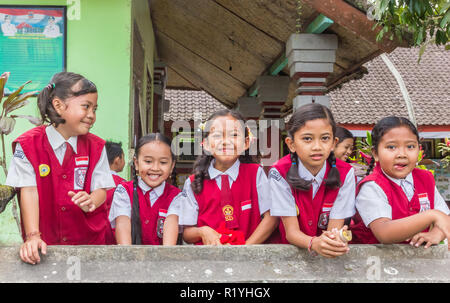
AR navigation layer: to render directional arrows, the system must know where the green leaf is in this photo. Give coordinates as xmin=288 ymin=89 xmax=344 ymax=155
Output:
xmin=445 ymin=44 xmax=450 ymax=50
xmin=440 ymin=9 xmax=450 ymax=28
xmin=418 ymin=43 xmax=427 ymax=63
xmin=4 ymin=90 xmax=38 ymax=115
xmin=2 ymin=81 xmax=31 ymax=110
xmin=0 ymin=77 xmax=5 ymax=101
xmin=439 ymin=2 xmax=450 ymax=14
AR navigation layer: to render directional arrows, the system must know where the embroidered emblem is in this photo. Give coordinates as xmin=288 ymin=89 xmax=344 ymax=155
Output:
xmin=157 ymin=209 xmax=168 ymax=238
xmin=318 ymin=212 xmax=330 ymax=229
xmin=74 ymin=167 xmax=87 ymax=190
xmin=222 ymin=204 xmax=234 ymax=221
xmin=39 ymin=164 xmax=50 ymax=177
xmin=418 ymin=193 xmax=430 ymax=212
xmin=14 ymin=149 xmax=25 ymax=159
xmin=269 ymin=169 xmax=282 ymax=181
xmin=241 ymin=200 xmax=252 ymax=211
xmin=296 ymin=204 xmax=299 ymax=216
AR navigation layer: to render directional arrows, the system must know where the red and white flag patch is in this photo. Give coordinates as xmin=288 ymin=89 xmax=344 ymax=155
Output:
xmin=75 ymin=156 xmax=89 ymax=166
xmin=158 ymin=209 xmax=168 ymax=218
xmin=241 ymin=200 xmax=252 ymax=211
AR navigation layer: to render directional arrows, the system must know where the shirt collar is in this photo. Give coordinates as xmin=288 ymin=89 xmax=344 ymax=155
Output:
xmin=111 ymin=170 xmax=119 ymax=176
xmin=297 ymin=158 xmax=327 ymax=184
xmin=137 ymin=177 xmax=165 ymax=198
xmin=381 ymin=168 xmax=414 ymax=187
xmin=208 ymin=159 xmax=240 ymax=181
xmin=46 ymin=125 xmax=78 ymax=154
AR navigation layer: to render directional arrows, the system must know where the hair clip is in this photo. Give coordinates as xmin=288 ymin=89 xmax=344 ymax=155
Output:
xmin=198 ymin=122 xmax=206 ymax=132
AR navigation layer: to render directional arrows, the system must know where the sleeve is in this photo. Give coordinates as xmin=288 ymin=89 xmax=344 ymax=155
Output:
xmin=90 ymin=146 xmax=116 ymax=191
xmin=167 ymin=192 xmax=184 ymax=217
xmin=268 ymin=167 xmax=297 ymax=217
xmin=329 ymin=167 xmax=356 ymax=219
xmin=175 ymin=178 xmax=199 ymax=226
xmin=433 ymin=186 xmax=450 ymax=215
xmin=5 ymin=143 xmax=37 ymax=187
xmin=256 ymin=167 xmax=271 ymax=215
xmin=355 ymin=181 xmax=393 ymax=227
xmin=108 ymin=184 xmax=131 ymax=228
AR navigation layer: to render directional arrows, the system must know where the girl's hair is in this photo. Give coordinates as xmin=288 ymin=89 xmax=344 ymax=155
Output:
xmin=37 ymin=72 xmax=97 ymax=127
xmin=131 ymin=133 xmax=177 ymax=245
xmin=191 ymin=109 xmax=256 ymax=194
xmin=335 ymin=126 xmax=354 ymax=144
xmin=366 ymin=116 xmax=419 ymax=176
xmin=105 ymin=141 xmax=124 ymax=165
xmin=286 ymin=103 xmax=341 ymax=191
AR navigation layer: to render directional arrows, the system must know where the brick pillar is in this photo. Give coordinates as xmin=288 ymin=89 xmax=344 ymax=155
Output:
xmin=286 ymin=34 xmax=338 ymax=109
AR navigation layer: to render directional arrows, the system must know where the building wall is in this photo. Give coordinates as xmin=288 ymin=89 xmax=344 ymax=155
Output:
xmin=0 ymin=0 xmax=133 ymax=244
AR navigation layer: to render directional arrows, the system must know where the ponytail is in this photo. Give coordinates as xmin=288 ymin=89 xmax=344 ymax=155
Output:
xmin=325 ymin=151 xmax=341 ymax=189
xmin=366 ymin=157 xmax=375 ymax=176
xmin=191 ymin=153 xmax=213 ymax=194
xmin=130 ymin=166 xmax=142 ymax=245
xmin=285 ymin=151 xmax=312 ymax=191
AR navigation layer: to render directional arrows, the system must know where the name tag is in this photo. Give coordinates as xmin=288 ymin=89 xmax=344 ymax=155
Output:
xmin=75 ymin=156 xmax=89 ymax=166
xmin=418 ymin=193 xmax=430 ymax=212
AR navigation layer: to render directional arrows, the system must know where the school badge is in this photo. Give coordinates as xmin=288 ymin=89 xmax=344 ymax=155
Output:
xmin=73 ymin=167 xmax=87 ymax=190
xmin=38 ymin=164 xmax=50 ymax=177
xmin=318 ymin=203 xmax=333 ymax=229
xmin=222 ymin=205 xmax=234 ymax=221
xmin=418 ymin=193 xmax=431 ymax=212
xmin=157 ymin=209 xmax=168 ymax=238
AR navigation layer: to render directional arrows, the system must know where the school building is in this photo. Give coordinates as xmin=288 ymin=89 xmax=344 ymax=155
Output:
xmin=0 ymin=0 xmax=448 ymax=247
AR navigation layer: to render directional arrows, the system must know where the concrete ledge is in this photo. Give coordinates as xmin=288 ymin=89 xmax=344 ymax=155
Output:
xmin=1 ymin=244 xmax=449 ymax=283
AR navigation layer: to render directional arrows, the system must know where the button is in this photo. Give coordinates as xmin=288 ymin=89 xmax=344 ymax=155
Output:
xmin=145 ymin=220 xmax=149 ymax=224
xmin=62 ymin=175 xmax=67 ymax=179
xmin=62 ymin=237 xmax=67 ymax=242
xmin=61 ymin=207 xmax=66 ymax=211
xmin=308 ymin=220 xmax=313 ymax=226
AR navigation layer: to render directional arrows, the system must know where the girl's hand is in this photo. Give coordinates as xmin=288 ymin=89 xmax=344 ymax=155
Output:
xmin=68 ymin=191 xmax=96 ymax=212
xmin=311 ymin=232 xmax=349 ymax=258
xmin=199 ymin=226 xmax=222 ymax=245
xmin=431 ymin=210 xmax=450 ymax=241
xmin=408 ymin=230 xmax=443 ymax=249
xmin=19 ymin=235 xmax=47 ymax=265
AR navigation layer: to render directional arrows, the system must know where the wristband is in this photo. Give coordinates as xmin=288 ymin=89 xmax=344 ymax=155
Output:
xmin=25 ymin=231 xmax=41 ymax=240
xmin=308 ymin=236 xmax=318 ymax=256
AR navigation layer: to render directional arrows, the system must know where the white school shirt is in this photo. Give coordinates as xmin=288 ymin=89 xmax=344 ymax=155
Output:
xmin=167 ymin=159 xmax=271 ymax=226
xmin=108 ymin=178 xmax=166 ymax=228
xmin=355 ymin=169 xmax=450 ymax=227
xmin=269 ymin=159 xmax=356 ymax=219
xmin=5 ymin=125 xmax=115 ymax=191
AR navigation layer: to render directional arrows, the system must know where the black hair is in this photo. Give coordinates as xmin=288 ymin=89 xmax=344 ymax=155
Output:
xmin=335 ymin=126 xmax=354 ymax=144
xmin=37 ymin=71 xmax=97 ymax=127
xmin=105 ymin=141 xmax=124 ymax=165
xmin=131 ymin=133 xmax=177 ymax=244
xmin=366 ymin=116 xmax=420 ymax=176
xmin=286 ymin=103 xmax=341 ymax=191
xmin=191 ymin=109 xmax=257 ymax=194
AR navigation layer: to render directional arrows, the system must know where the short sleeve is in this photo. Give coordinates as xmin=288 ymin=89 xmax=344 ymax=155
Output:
xmin=268 ymin=167 xmax=297 ymax=217
xmin=434 ymin=186 xmax=450 ymax=215
xmin=176 ymin=178 xmax=199 ymax=226
xmin=355 ymin=181 xmax=392 ymax=227
xmin=90 ymin=146 xmax=116 ymax=191
xmin=5 ymin=143 xmax=37 ymax=187
xmin=329 ymin=167 xmax=356 ymax=219
xmin=256 ymin=167 xmax=271 ymax=215
xmin=108 ymin=184 xmax=131 ymax=228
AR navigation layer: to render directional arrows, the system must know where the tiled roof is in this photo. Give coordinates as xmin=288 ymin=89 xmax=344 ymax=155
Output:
xmin=329 ymin=45 xmax=450 ymax=125
xmin=163 ymin=89 xmax=227 ymax=122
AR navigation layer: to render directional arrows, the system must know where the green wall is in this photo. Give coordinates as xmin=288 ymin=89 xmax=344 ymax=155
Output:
xmin=0 ymin=0 xmax=133 ymax=244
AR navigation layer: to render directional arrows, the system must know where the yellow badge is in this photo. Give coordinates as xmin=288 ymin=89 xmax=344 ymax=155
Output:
xmin=296 ymin=204 xmax=299 ymax=216
xmin=222 ymin=204 xmax=234 ymax=222
xmin=39 ymin=164 xmax=50 ymax=177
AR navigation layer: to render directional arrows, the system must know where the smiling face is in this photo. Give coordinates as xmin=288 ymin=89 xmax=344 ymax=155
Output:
xmin=53 ymin=92 xmax=98 ymax=139
xmin=134 ymin=140 xmax=175 ymax=188
xmin=372 ymin=126 xmax=419 ymax=179
xmin=203 ymin=115 xmax=249 ymax=172
xmin=334 ymin=138 xmax=354 ymax=161
xmin=286 ymin=118 xmax=338 ymax=176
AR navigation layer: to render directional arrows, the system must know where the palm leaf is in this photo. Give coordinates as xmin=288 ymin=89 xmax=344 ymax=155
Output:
xmin=2 ymin=81 xmax=31 ymax=111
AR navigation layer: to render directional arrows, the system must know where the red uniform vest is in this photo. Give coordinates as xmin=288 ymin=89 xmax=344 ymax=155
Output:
xmin=121 ymin=180 xmax=180 ymax=245
xmin=105 ymin=174 xmax=126 ymax=245
xmin=350 ymin=165 xmax=435 ymax=244
xmin=13 ymin=125 xmax=107 ymax=245
xmin=189 ymin=163 xmax=262 ymax=244
xmin=272 ymin=155 xmax=352 ymax=243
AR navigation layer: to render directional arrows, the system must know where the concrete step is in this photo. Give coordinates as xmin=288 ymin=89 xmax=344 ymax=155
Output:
xmin=1 ymin=244 xmax=449 ymax=282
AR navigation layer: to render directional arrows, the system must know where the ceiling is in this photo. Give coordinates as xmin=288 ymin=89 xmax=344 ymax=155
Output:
xmin=150 ymin=0 xmax=408 ymax=112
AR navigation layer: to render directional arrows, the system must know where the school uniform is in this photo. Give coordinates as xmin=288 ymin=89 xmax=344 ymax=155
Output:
xmin=168 ymin=159 xmax=272 ymax=244
xmin=109 ymin=178 xmax=180 ymax=245
xmin=6 ymin=125 xmax=115 ymax=245
xmin=104 ymin=171 xmax=126 ymax=245
xmin=269 ymin=155 xmax=356 ymax=243
xmin=351 ymin=164 xmax=450 ymax=244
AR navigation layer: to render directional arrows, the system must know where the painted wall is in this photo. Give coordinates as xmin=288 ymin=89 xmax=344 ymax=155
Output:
xmin=0 ymin=0 xmax=133 ymax=244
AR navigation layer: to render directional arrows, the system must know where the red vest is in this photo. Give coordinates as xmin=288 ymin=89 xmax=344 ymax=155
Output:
xmin=105 ymin=174 xmax=126 ymax=245
xmin=189 ymin=163 xmax=262 ymax=244
xmin=272 ymin=155 xmax=352 ymax=243
xmin=121 ymin=180 xmax=180 ymax=245
xmin=13 ymin=125 xmax=107 ymax=245
xmin=350 ymin=165 xmax=435 ymax=244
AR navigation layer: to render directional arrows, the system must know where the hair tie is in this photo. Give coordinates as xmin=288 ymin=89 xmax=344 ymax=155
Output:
xmin=46 ymin=83 xmax=55 ymax=90
xmin=332 ymin=164 xmax=336 ymax=168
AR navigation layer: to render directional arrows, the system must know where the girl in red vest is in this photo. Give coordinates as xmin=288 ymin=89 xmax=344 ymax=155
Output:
xmin=104 ymin=140 xmax=126 ymax=244
xmin=351 ymin=116 xmax=450 ymax=246
xmin=169 ymin=109 xmax=278 ymax=245
xmin=109 ymin=133 xmax=180 ymax=245
xmin=269 ymin=103 xmax=355 ymax=258
xmin=6 ymin=72 xmax=116 ymax=264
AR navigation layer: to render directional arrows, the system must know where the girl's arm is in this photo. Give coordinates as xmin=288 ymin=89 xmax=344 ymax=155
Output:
xmin=369 ymin=209 xmax=450 ymax=244
xmin=245 ymin=211 xmax=279 ymax=244
xmin=163 ymin=214 xmax=179 ymax=245
xmin=282 ymin=216 xmax=348 ymax=258
xmin=327 ymin=219 xmax=345 ymax=231
xmin=19 ymin=186 xmax=47 ymax=264
xmin=183 ymin=225 xmax=222 ymax=245
xmin=114 ymin=215 xmax=132 ymax=245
